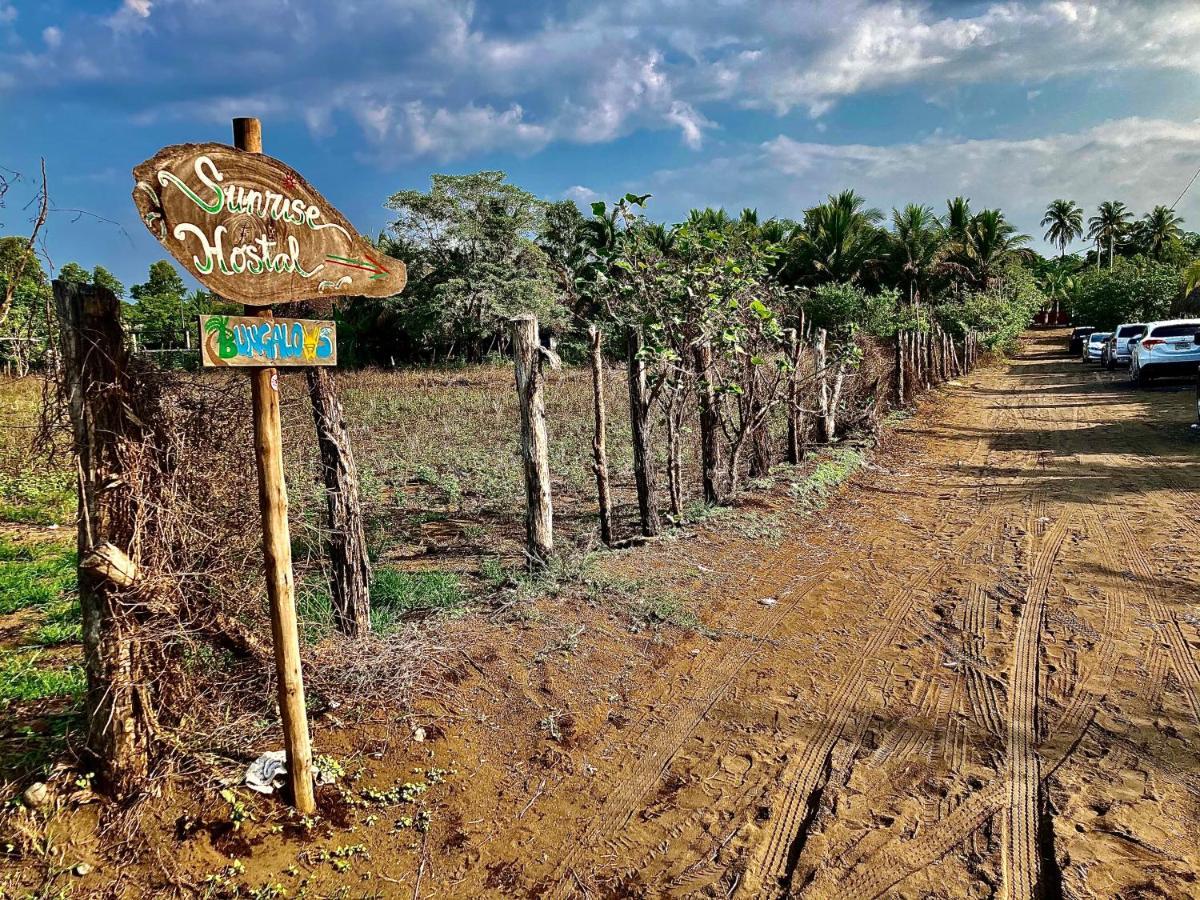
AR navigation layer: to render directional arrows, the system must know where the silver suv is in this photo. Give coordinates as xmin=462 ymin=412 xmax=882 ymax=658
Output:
xmin=1102 ymin=323 xmax=1145 ymax=369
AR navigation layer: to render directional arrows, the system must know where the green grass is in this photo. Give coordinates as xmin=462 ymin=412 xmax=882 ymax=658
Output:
xmin=0 ymin=651 xmax=85 ymax=707
xmin=0 ymin=537 xmax=76 ymax=615
xmin=0 ymin=471 xmax=75 ymax=526
xmin=371 ymin=568 xmax=467 ymax=631
xmin=790 ymin=448 xmax=867 ymax=510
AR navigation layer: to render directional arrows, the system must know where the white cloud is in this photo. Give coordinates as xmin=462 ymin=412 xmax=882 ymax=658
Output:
xmin=646 ymin=118 xmax=1200 ymax=251
xmin=42 ymin=26 xmax=62 ymax=48
xmin=564 ymin=185 xmax=600 ymax=208
xmin=0 ymin=3 xmax=16 ymax=25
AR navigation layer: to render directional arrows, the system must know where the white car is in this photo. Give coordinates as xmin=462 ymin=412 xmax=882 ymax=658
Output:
xmin=1129 ymin=319 xmax=1200 ymax=387
xmin=1083 ymin=331 xmax=1111 ymax=364
xmin=1103 ymin=322 xmax=1145 ymax=369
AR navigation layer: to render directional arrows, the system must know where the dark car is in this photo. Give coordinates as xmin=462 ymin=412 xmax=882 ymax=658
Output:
xmin=1069 ymin=326 xmax=1096 ymax=355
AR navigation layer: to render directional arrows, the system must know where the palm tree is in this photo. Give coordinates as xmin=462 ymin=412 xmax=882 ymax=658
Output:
xmin=1087 ymin=200 xmax=1132 ymax=270
xmin=889 ymin=204 xmax=945 ymax=306
xmin=962 ymin=209 xmax=1031 ymax=286
xmin=1136 ymin=205 xmax=1184 ymax=260
xmin=943 ymin=196 xmax=972 ymax=243
xmin=1041 ymin=199 xmax=1084 ymax=259
xmin=791 ymin=189 xmax=885 ymax=284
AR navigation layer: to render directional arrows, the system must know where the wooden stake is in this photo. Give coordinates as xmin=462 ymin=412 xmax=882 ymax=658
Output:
xmin=587 ymin=325 xmax=613 ymax=547
xmin=235 ymin=117 xmax=315 ymax=815
xmin=512 ymin=314 xmax=554 ymax=567
xmin=895 ymin=331 xmax=904 ymax=407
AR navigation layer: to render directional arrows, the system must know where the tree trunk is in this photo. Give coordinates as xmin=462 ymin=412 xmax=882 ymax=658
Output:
xmin=305 ymin=367 xmax=372 ymax=636
xmin=815 ymin=328 xmax=833 ymax=443
xmin=693 ymin=341 xmax=722 ymax=505
xmin=748 ymin=366 xmax=771 ymax=479
xmin=665 ymin=385 xmax=685 ymax=520
xmin=627 ymin=329 xmax=660 ymax=536
xmin=588 ymin=325 xmax=613 ymax=546
xmin=786 ymin=329 xmax=803 ymax=463
xmin=54 ymin=280 xmax=157 ymax=799
xmin=512 ymin=315 xmax=553 ymax=567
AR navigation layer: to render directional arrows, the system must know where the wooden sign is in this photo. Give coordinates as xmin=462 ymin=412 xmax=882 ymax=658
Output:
xmin=132 ymin=144 xmax=406 ymax=305
xmin=199 ymin=314 xmax=336 ymax=367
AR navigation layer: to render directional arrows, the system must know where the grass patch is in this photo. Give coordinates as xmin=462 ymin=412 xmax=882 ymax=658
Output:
xmin=371 ymin=568 xmax=467 ymax=631
xmin=790 ymin=447 xmax=866 ymax=510
xmin=0 ymin=651 xmax=85 ymax=708
xmin=0 ymin=471 xmax=75 ymax=526
xmin=0 ymin=537 xmax=76 ymax=615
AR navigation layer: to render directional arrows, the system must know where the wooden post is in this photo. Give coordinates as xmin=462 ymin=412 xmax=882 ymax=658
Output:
xmin=512 ymin=315 xmax=553 ymax=566
xmin=694 ymin=340 xmax=722 ymax=504
xmin=785 ymin=329 xmax=803 ymax=463
xmin=305 ymin=367 xmax=372 ymax=636
xmin=587 ymin=324 xmax=613 ymax=547
xmin=235 ymin=117 xmax=315 ymax=815
xmin=627 ymin=328 xmax=661 ymax=536
xmin=815 ymin=328 xmax=833 ymax=443
xmin=895 ymin=331 xmax=905 ymax=407
xmin=54 ymin=280 xmax=156 ymax=799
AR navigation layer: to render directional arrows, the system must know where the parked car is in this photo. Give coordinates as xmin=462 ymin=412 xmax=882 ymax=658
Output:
xmin=1083 ymin=331 xmax=1111 ymax=364
xmin=1069 ymin=326 xmax=1096 ymax=355
xmin=1129 ymin=319 xmax=1200 ymax=387
xmin=1102 ymin=323 xmax=1145 ymax=369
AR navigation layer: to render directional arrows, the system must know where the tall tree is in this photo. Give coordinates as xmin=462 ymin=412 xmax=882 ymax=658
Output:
xmin=1136 ymin=205 xmax=1185 ymax=260
xmin=959 ymin=209 xmax=1031 ymax=287
xmin=791 ymin=189 xmax=885 ymax=285
xmin=1087 ymin=200 xmax=1132 ymax=270
xmin=888 ymin=203 xmax=945 ymax=305
xmin=1040 ymin=199 xmax=1084 ymax=259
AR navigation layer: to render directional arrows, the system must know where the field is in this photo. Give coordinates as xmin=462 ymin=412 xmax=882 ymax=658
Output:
xmin=5 ymin=330 xmax=1200 ymax=899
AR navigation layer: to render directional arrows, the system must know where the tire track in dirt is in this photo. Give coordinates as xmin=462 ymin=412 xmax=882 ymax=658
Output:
xmin=1002 ymin=515 xmax=1069 ymax=900
xmin=747 ymin=518 xmax=991 ymax=898
xmin=1111 ymin=514 xmax=1200 ymax=727
xmin=962 ymin=582 xmax=1005 ymax=738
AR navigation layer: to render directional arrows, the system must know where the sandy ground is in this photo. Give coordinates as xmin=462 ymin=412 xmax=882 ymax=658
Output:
xmin=424 ymin=328 xmax=1200 ymax=899
xmin=10 ymin=328 xmax=1200 ymax=899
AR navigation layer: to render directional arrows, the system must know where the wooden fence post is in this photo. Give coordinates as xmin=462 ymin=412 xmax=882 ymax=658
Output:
xmin=305 ymin=367 xmax=372 ymax=636
xmin=694 ymin=341 xmax=723 ymax=504
xmin=512 ymin=315 xmax=554 ymax=566
xmin=54 ymin=279 xmax=156 ymax=799
xmin=235 ymin=116 xmax=315 ymax=815
xmin=895 ymin=331 xmax=905 ymax=407
xmin=627 ymin=328 xmax=661 ymax=536
xmin=785 ymin=329 xmax=803 ymax=463
xmin=587 ymin=324 xmax=613 ymax=547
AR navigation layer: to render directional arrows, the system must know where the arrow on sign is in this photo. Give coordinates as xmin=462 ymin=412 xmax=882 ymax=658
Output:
xmin=325 ymin=253 xmax=390 ymax=280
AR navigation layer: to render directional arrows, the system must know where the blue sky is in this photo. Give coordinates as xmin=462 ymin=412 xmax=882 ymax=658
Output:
xmin=4 ymin=0 xmax=1200 ymax=291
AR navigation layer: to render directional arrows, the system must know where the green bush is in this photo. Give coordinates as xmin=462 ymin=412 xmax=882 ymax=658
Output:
xmin=938 ymin=265 xmax=1046 ymax=352
xmin=1069 ymin=259 xmax=1182 ymax=330
xmin=805 ymin=283 xmax=902 ymax=337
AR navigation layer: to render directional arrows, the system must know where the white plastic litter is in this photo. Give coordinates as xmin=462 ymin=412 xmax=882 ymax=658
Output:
xmin=759 ymin=597 xmax=778 ymax=607
xmin=244 ymin=750 xmax=288 ymax=795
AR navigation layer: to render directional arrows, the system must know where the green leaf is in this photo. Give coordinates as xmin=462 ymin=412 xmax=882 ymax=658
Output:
xmin=590 ymin=201 xmax=606 ymax=217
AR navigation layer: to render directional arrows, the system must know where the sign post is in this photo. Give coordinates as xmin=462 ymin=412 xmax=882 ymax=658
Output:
xmin=132 ymin=118 xmax=405 ymax=813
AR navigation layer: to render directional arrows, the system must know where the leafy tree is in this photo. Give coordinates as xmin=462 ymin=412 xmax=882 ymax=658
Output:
xmin=127 ymin=260 xmax=200 ymax=348
xmin=1040 ymin=199 xmax=1084 ymax=259
xmin=0 ymin=236 xmax=50 ymax=374
xmin=1087 ymin=201 xmax=1133 ymax=269
xmin=789 ymin=190 xmax=885 ymax=285
xmin=887 ymin=204 xmax=945 ymax=305
xmin=1070 ymin=259 xmax=1182 ymax=330
xmin=955 ymin=209 xmax=1032 ymax=287
xmin=1134 ymin=206 xmax=1185 ymax=261
xmin=938 ymin=265 xmax=1046 ymax=352
xmin=57 ymin=262 xmax=126 ymax=299
xmin=804 ymin=282 xmax=901 ymax=337
xmin=374 ymin=171 xmax=565 ymax=361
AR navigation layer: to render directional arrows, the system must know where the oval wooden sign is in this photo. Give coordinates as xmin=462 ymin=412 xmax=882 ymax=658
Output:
xmin=132 ymin=143 xmax=406 ymax=306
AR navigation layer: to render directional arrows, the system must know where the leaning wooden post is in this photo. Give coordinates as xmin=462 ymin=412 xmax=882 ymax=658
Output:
xmin=512 ymin=314 xmax=554 ymax=567
xmin=587 ymin=324 xmax=613 ymax=547
xmin=54 ymin=280 xmax=155 ymax=798
xmin=785 ymin=328 xmax=803 ymax=463
xmin=234 ymin=117 xmax=316 ymax=814
xmin=305 ymin=367 xmax=372 ymax=636
xmin=894 ymin=331 xmax=905 ymax=407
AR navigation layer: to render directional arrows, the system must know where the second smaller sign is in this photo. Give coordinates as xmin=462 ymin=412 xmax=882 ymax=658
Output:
xmin=200 ymin=314 xmax=337 ymax=367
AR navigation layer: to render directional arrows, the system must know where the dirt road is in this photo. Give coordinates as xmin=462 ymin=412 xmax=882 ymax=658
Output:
xmin=427 ymin=328 xmax=1200 ymax=899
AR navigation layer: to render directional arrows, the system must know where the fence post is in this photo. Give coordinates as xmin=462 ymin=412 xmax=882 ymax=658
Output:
xmin=786 ymin=329 xmax=803 ymax=463
xmin=694 ymin=340 xmax=723 ymax=504
xmin=512 ymin=315 xmax=554 ymax=567
xmin=895 ymin=331 xmax=905 ymax=407
xmin=305 ymin=367 xmax=372 ymax=636
xmin=587 ymin=324 xmax=613 ymax=547
xmin=627 ymin=328 xmax=661 ymax=536
xmin=53 ymin=279 xmax=156 ymax=799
